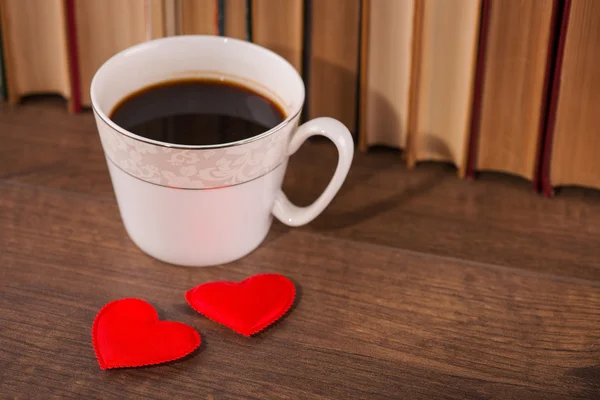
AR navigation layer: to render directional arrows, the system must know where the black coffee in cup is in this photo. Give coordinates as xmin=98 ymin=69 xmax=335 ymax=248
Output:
xmin=109 ymin=78 xmax=286 ymax=146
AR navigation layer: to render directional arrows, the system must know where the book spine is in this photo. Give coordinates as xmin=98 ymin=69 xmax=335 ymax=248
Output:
xmin=458 ymin=0 xmax=484 ymax=179
xmin=353 ymin=0 xmax=364 ymax=144
xmin=246 ymin=0 xmax=252 ymax=41
xmin=540 ymin=0 xmax=572 ymax=197
xmin=0 ymin=0 xmax=16 ymax=104
xmin=465 ymin=0 xmax=491 ymax=180
xmin=145 ymin=0 xmax=151 ymax=40
xmin=0 ymin=8 xmax=6 ymax=101
xmin=532 ymin=0 xmax=563 ymax=194
xmin=406 ymin=0 xmax=425 ymax=168
xmin=218 ymin=0 xmax=225 ymax=35
xmin=357 ymin=0 xmax=370 ymax=152
xmin=65 ymin=0 xmax=82 ymax=113
xmin=300 ymin=0 xmax=312 ymax=123
xmin=164 ymin=0 xmax=178 ymax=36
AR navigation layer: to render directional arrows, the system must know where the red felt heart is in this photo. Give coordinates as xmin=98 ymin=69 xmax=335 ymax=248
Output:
xmin=92 ymin=298 xmax=200 ymax=370
xmin=185 ymin=273 xmax=295 ymax=336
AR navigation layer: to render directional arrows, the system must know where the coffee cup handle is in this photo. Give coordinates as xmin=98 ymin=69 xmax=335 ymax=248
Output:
xmin=272 ymin=117 xmax=354 ymax=227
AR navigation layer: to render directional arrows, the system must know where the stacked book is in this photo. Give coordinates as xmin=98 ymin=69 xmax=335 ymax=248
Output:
xmin=0 ymin=0 xmax=598 ymax=196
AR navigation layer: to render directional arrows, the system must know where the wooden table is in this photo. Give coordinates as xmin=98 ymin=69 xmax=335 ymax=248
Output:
xmin=2 ymin=98 xmax=600 ymax=399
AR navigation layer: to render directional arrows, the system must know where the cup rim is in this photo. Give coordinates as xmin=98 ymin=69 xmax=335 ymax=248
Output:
xmin=90 ymin=35 xmax=305 ymax=150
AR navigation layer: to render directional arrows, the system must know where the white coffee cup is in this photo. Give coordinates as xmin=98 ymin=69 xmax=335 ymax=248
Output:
xmin=91 ymin=35 xmax=354 ymax=267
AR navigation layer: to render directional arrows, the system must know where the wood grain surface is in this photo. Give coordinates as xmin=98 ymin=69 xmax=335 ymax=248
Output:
xmin=1 ymin=98 xmax=600 ymax=399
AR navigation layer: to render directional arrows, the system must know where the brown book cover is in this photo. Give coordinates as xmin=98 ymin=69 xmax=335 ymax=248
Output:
xmin=466 ymin=0 xmax=559 ymax=187
xmin=0 ymin=0 xmax=74 ymax=110
xmin=74 ymin=0 xmax=147 ymax=107
xmin=224 ymin=0 xmax=247 ymax=40
xmin=146 ymin=0 xmax=167 ymax=39
xmin=251 ymin=0 xmax=303 ymax=73
xmin=163 ymin=0 xmax=178 ymax=36
xmin=358 ymin=0 xmax=415 ymax=152
xmin=406 ymin=0 xmax=481 ymax=177
xmin=541 ymin=0 xmax=600 ymax=194
xmin=307 ymin=0 xmax=360 ymax=134
xmin=180 ymin=0 xmax=218 ymax=35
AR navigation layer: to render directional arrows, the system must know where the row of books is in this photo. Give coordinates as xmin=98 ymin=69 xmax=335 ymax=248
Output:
xmin=0 ymin=0 xmax=598 ymax=196
xmin=359 ymin=0 xmax=599 ymax=197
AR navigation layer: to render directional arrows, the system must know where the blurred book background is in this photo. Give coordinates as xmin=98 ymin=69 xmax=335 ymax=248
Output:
xmin=0 ymin=0 xmax=598 ymax=196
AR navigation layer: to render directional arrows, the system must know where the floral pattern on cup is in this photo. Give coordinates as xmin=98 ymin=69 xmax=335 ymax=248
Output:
xmin=95 ymin=111 xmax=296 ymax=189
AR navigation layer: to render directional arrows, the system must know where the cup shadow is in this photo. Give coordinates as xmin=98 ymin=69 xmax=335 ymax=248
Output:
xmin=281 ymin=72 xmax=454 ymax=231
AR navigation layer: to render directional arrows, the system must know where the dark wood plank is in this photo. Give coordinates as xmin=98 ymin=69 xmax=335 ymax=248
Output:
xmin=285 ymin=146 xmax=600 ymax=282
xmin=1 ymin=183 xmax=600 ymax=399
xmin=2 ymin=99 xmax=600 ymax=281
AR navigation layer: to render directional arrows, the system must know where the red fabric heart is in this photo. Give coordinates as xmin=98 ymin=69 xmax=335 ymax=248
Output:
xmin=185 ymin=273 xmax=295 ymax=336
xmin=92 ymin=298 xmax=200 ymax=370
